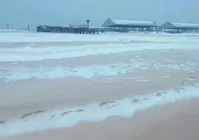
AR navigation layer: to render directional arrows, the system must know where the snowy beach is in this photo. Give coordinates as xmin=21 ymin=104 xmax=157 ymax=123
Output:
xmin=0 ymin=32 xmax=199 ymax=139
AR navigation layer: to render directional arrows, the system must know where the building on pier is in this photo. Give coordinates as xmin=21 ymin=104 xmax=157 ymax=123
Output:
xmin=102 ymin=18 xmax=157 ymax=32
xmin=160 ymin=22 xmax=199 ymax=33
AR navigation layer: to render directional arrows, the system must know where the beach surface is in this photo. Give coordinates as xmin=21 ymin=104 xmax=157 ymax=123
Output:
xmin=0 ymin=32 xmax=199 ymax=139
xmin=4 ymin=98 xmax=199 ymax=140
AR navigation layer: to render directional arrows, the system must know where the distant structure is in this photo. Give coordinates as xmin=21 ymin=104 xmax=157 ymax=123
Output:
xmin=160 ymin=22 xmax=199 ymax=33
xmin=36 ymin=18 xmax=199 ymax=34
xmin=27 ymin=25 xmax=30 ymax=31
xmin=102 ymin=18 xmax=157 ymax=32
xmin=37 ymin=20 xmax=101 ymax=34
xmin=86 ymin=20 xmax=90 ymax=28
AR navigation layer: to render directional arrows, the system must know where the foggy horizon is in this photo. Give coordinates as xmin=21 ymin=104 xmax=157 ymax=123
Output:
xmin=0 ymin=0 xmax=199 ymax=30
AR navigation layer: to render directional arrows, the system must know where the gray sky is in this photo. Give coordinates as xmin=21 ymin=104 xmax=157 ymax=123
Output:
xmin=0 ymin=0 xmax=199 ymax=30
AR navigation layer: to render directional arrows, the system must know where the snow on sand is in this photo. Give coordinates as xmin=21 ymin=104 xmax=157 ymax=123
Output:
xmin=1 ymin=32 xmax=199 ymax=139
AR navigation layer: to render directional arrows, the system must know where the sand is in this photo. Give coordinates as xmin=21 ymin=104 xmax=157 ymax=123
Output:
xmin=0 ymin=69 xmax=199 ymax=121
xmin=1 ymin=32 xmax=199 ymax=139
xmin=2 ymin=98 xmax=199 ymax=140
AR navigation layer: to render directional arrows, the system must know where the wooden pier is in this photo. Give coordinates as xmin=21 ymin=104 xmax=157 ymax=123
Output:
xmin=37 ymin=25 xmax=101 ymax=34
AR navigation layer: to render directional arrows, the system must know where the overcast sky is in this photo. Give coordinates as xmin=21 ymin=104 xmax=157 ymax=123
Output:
xmin=0 ymin=0 xmax=199 ymax=29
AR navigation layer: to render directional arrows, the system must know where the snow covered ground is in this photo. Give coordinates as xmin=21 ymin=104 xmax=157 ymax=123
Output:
xmin=0 ymin=32 xmax=199 ymax=62
xmin=0 ymin=32 xmax=199 ymax=138
xmin=0 ymin=31 xmax=199 ymax=43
